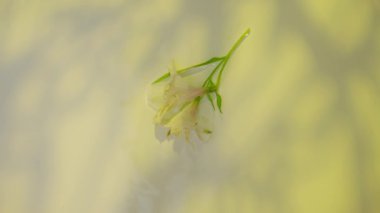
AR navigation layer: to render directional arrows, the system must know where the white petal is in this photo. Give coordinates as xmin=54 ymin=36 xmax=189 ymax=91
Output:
xmin=146 ymin=78 xmax=172 ymax=110
xmin=154 ymin=124 xmax=169 ymax=143
xmin=180 ymin=62 xmax=219 ymax=88
xmin=195 ymin=97 xmax=215 ymax=142
xmin=163 ymin=102 xmax=193 ymax=135
xmin=172 ymin=135 xmax=196 ymax=155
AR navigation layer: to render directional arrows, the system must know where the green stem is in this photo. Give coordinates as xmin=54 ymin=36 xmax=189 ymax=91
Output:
xmin=202 ymin=60 xmax=224 ymax=87
xmin=226 ymin=28 xmax=251 ymax=58
xmin=215 ymin=59 xmax=228 ymax=90
xmin=214 ymin=28 xmax=251 ymax=90
xmin=154 ymin=28 xmax=251 ymax=88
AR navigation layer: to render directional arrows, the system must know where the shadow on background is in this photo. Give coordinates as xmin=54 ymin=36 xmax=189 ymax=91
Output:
xmin=0 ymin=0 xmax=379 ymax=212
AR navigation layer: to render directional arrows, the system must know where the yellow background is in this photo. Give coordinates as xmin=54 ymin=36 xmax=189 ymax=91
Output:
xmin=1 ymin=0 xmax=379 ymax=212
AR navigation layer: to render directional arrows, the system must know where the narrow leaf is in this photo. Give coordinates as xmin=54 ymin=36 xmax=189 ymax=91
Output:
xmin=152 ymin=72 xmax=170 ymax=84
xmin=152 ymin=57 xmax=224 ymax=84
xmin=203 ymin=129 xmax=212 ymax=134
xmin=206 ymin=93 xmax=215 ymax=110
xmin=216 ymin=93 xmax=222 ymax=113
xmin=179 ymin=57 xmax=225 ymax=73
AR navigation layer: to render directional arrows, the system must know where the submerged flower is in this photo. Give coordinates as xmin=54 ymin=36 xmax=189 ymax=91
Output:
xmin=147 ymin=29 xmax=250 ymax=147
xmin=147 ymin=68 xmax=214 ymax=145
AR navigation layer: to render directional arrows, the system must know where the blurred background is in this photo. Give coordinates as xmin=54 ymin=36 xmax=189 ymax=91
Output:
xmin=1 ymin=0 xmax=379 ymax=212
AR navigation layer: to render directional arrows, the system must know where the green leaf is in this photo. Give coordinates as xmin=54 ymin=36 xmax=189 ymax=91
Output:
xmin=216 ymin=92 xmax=222 ymax=113
xmin=152 ymin=72 xmax=170 ymax=84
xmin=206 ymin=93 xmax=215 ymax=110
xmin=179 ymin=57 xmax=225 ymax=74
xmin=205 ymin=80 xmax=216 ymax=92
xmin=152 ymin=57 xmax=224 ymax=84
xmin=203 ymin=129 xmax=212 ymax=134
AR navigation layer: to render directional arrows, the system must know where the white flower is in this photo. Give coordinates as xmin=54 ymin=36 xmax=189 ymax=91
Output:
xmin=147 ymin=69 xmax=214 ymax=145
xmin=146 ymin=28 xmax=250 ymax=148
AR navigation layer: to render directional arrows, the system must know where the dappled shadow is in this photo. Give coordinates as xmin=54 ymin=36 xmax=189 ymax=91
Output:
xmin=0 ymin=0 xmax=379 ymax=212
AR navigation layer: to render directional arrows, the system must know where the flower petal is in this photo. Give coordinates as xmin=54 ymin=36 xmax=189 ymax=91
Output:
xmin=154 ymin=124 xmax=169 ymax=143
xmin=180 ymin=62 xmax=219 ymax=88
xmin=146 ymin=79 xmax=169 ymax=111
xmin=164 ymin=102 xmax=195 ymax=136
xmin=195 ymin=97 xmax=215 ymax=142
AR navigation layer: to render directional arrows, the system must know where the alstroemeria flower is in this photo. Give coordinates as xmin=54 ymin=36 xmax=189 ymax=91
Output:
xmin=147 ymin=28 xmax=250 ymax=147
xmin=147 ymin=69 xmax=214 ymax=145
